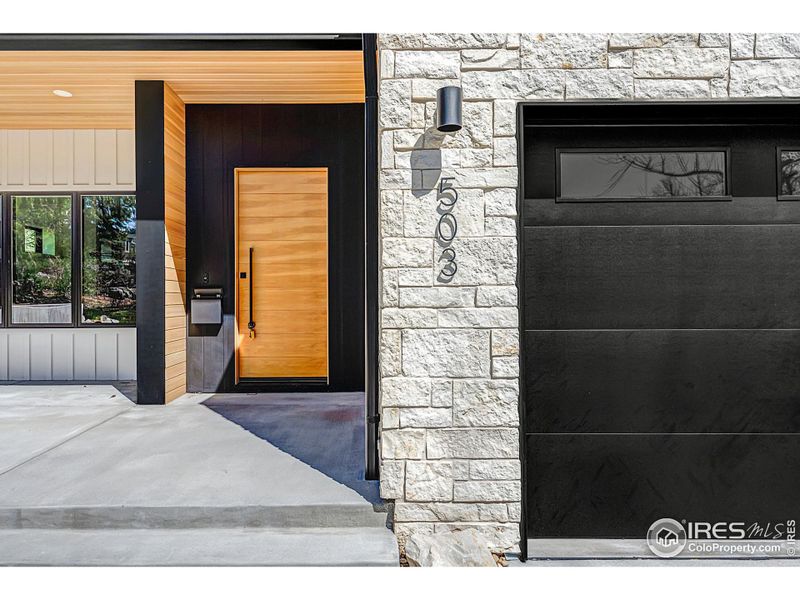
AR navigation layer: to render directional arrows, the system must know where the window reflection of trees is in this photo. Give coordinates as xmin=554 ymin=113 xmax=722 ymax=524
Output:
xmin=781 ymin=151 xmax=800 ymax=196
xmin=597 ymin=152 xmax=725 ymax=197
xmin=13 ymin=196 xmax=72 ymax=306
xmin=82 ymin=195 xmax=136 ymax=324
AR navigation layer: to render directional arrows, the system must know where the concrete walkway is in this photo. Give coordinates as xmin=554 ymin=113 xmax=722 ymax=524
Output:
xmin=0 ymin=385 xmax=397 ymax=566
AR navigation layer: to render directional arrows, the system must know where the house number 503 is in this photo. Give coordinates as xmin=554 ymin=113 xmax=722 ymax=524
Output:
xmin=437 ymin=177 xmax=458 ymax=282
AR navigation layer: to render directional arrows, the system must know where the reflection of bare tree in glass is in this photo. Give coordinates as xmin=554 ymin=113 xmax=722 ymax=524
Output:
xmin=597 ymin=153 xmax=725 ymax=197
xmin=82 ymin=196 xmax=136 ymax=324
xmin=781 ymin=152 xmax=800 ymax=196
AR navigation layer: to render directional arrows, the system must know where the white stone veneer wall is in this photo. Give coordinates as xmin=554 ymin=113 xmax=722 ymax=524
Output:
xmin=376 ymin=33 xmax=800 ymax=551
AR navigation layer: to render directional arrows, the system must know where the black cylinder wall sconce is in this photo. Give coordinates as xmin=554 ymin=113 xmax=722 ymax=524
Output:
xmin=436 ymin=86 xmax=463 ymax=132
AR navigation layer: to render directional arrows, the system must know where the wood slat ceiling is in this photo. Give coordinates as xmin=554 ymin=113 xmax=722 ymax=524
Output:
xmin=0 ymin=50 xmax=365 ymax=128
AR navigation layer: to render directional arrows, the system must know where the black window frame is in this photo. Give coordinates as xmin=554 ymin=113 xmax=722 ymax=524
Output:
xmin=0 ymin=190 xmax=136 ymax=329
xmin=555 ymin=147 xmax=732 ymax=203
xmin=777 ymin=146 xmax=800 ymax=201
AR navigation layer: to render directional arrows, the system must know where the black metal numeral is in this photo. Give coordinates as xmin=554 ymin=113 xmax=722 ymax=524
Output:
xmin=439 ymin=247 xmax=458 ymax=278
xmin=437 ymin=177 xmax=458 ymax=281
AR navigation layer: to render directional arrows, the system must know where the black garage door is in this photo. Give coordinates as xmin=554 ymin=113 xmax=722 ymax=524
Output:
xmin=520 ymin=102 xmax=800 ymax=544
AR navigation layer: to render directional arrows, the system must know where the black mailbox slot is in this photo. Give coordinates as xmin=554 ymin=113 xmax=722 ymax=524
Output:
xmin=191 ymin=287 xmax=223 ymax=325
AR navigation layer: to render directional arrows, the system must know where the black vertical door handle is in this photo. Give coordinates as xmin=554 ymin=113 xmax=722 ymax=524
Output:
xmin=247 ymin=247 xmax=256 ymax=337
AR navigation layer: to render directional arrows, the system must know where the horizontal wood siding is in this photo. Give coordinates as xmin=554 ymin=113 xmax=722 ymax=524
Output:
xmin=0 ymin=129 xmax=135 ymax=191
xmin=164 ymin=84 xmax=186 ymax=402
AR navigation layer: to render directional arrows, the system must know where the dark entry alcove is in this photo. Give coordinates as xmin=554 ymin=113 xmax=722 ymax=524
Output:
xmin=185 ymin=104 xmax=365 ymax=393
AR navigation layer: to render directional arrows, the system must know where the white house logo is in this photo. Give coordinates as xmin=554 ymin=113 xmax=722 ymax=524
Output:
xmin=646 ymin=518 xmax=688 ymax=558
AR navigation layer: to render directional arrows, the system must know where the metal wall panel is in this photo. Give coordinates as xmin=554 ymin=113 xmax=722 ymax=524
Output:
xmin=51 ymin=331 xmax=74 ymax=380
xmin=5 ymin=130 xmax=27 ymax=186
xmin=28 ymin=130 xmax=52 ymax=185
xmin=28 ymin=334 xmax=52 ymax=380
xmin=94 ymin=130 xmax=117 ymax=185
xmin=52 ymin=130 xmax=72 ymax=186
xmin=0 ymin=328 xmax=135 ymax=381
xmin=7 ymin=332 xmax=30 ymax=380
xmin=0 ymin=129 xmax=134 ymax=191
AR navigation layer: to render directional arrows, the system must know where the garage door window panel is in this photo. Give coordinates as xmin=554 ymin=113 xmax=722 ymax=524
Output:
xmin=779 ymin=149 xmax=800 ymax=197
xmin=557 ymin=150 xmax=728 ymax=201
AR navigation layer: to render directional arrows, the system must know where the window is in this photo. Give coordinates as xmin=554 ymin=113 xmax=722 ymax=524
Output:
xmin=558 ymin=150 xmax=727 ymax=200
xmin=0 ymin=192 xmax=135 ymax=328
xmin=780 ymin=150 xmax=800 ymax=197
xmin=81 ymin=195 xmax=136 ymax=324
xmin=11 ymin=195 xmax=73 ymax=324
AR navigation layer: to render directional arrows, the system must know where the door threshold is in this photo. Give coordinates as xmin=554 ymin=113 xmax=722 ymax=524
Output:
xmin=240 ymin=378 xmax=327 ymax=384
xmin=234 ymin=378 xmax=329 ymax=393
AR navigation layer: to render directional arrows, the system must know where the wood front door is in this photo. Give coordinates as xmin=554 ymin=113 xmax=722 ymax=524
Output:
xmin=235 ymin=168 xmax=328 ymax=380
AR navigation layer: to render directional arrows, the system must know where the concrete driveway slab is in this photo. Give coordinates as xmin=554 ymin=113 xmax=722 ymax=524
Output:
xmin=0 ymin=405 xmax=130 ymax=475
xmin=0 ymin=401 xmax=385 ymax=527
xmin=0 ymin=385 xmax=133 ymax=407
xmin=0 ymin=526 xmax=399 ymax=566
xmin=0 ymin=386 xmax=395 ymax=565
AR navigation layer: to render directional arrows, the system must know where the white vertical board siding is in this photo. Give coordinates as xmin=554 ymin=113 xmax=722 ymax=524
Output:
xmin=5 ymin=130 xmax=27 ymax=186
xmin=51 ymin=331 xmax=74 ymax=380
xmin=52 ymin=130 xmax=72 ymax=186
xmin=0 ymin=328 xmax=136 ymax=381
xmin=0 ymin=129 xmax=135 ymax=191
xmin=7 ymin=332 xmax=30 ymax=380
xmin=72 ymin=130 xmax=94 ymax=186
xmin=116 ymin=130 xmax=135 ymax=186
xmin=29 ymin=334 xmax=52 ymax=380
xmin=93 ymin=130 xmax=117 ymax=185
xmin=28 ymin=130 xmax=52 ymax=186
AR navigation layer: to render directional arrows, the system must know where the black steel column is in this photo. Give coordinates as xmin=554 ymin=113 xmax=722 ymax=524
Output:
xmin=363 ymin=33 xmax=380 ymax=480
xmin=135 ymin=80 xmax=167 ymax=405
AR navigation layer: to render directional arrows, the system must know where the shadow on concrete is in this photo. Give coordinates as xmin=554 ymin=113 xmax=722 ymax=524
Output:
xmin=203 ymin=392 xmax=381 ymax=504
